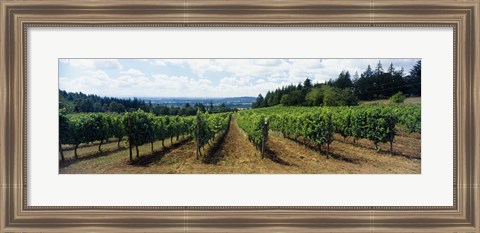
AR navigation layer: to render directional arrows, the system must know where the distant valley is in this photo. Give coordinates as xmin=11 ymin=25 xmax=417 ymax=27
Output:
xmin=137 ymin=96 xmax=256 ymax=108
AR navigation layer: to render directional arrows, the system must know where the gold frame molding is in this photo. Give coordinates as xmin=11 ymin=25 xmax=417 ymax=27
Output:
xmin=1 ymin=0 xmax=479 ymax=232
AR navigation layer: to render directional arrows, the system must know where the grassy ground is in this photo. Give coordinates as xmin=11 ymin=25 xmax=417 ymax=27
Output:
xmin=59 ymin=115 xmax=420 ymax=174
xmin=360 ymin=97 xmax=421 ymax=105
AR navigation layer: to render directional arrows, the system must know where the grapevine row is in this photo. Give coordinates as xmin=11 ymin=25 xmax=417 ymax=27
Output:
xmin=240 ymin=105 xmax=406 ymax=157
xmin=59 ymin=109 xmax=195 ymax=161
xmin=271 ymin=107 xmax=396 ymax=155
xmin=269 ymin=110 xmax=336 ymax=157
xmin=194 ymin=111 xmax=232 ymax=159
xmin=124 ymin=110 xmax=194 ymax=161
xmin=250 ymin=104 xmax=420 ymax=134
xmin=236 ymin=112 xmax=269 ymax=158
xmin=59 ymin=109 xmax=233 ymax=162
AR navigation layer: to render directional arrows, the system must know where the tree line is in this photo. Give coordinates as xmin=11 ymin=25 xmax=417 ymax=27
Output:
xmin=59 ymin=90 xmax=235 ymax=116
xmin=252 ymin=60 xmax=421 ymax=108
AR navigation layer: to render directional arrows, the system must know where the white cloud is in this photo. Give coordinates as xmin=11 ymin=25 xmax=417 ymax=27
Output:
xmin=61 ymin=59 xmax=122 ymax=70
xmin=149 ymin=59 xmax=293 ymax=79
xmin=214 ymin=75 xmax=283 ymax=97
xmin=150 ymin=59 xmax=185 ymax=67
xmin=151 ymin=74 xmax=213 ymax=95
xmin=59 ymin=58 xmax=418 ymax=98
xmin=59 ymin=70 xmax=115 ymax=95
xmin=120 ymin=68 xmax=144 ymax=76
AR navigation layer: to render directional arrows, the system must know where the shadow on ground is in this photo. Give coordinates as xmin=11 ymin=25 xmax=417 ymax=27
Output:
xmin=59 ymin=146 xmax=127 ymax=169
xmin=129 ymin=137 xmax=192 ymax=167
xmin=278 ymin=135 xmax=362 ymax=164
xmin=264 ymin=148 xmax=295 ymax=166
xmin=336 ymin=139 xmax=412 ymax=159
xmin=203 ymin=129 xmax=230 ymax=165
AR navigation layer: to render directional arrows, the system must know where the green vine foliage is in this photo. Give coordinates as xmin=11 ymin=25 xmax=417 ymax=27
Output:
xmin=236 ymin=112 xmax=269 ymax=157
xmin=59 ymin=109 xmax=196 ymax=160
xmin=245 ymin=104 xmax=408 ymax=155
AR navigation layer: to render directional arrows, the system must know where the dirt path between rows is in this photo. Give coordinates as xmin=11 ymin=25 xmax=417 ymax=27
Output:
xmin=152 ymin=115 xmax=296 ymax=173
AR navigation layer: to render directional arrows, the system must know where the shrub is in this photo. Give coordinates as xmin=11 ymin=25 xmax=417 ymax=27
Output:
xmin=389 ymin=91 xmax=406 ymax=104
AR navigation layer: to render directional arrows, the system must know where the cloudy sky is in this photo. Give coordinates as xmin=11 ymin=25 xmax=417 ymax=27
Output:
xmin=59 ymin=58 xmax=418 ymax=98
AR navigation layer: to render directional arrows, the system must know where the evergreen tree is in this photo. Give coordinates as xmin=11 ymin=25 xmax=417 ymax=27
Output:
xmin=303 ymin=78 xmax=313 ymax=89
xmin=364 ymin=64 xmax=374 ymax=78
xmin=374 ymin=61 xmax=384 ymax=75
xmin=252 ymin=94 xmax=264 ymax=108
xmin=334 ymin=71 xmax=353 ymax=89
xmin=406 ymin=60 xmax=421 ymax=96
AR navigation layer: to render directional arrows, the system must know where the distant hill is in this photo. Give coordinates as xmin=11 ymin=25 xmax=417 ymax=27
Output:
xmin=139 ymin=97 xmax=256 ymax=108
xmin=59 ymin=90 xmax=246 ymax=115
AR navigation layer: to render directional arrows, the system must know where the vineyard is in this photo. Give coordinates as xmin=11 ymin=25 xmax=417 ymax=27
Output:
xmin=237 ymin=104 xmax=420 ymax=157
xmin=59 ymin=104 xmax=421 ymax=174
xmin=59 ymin=109 xmax=231 ymax=162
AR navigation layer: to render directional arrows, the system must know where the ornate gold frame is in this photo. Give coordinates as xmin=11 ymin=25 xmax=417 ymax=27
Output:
xmin=1 ymin=0 xmax=479 ymax=232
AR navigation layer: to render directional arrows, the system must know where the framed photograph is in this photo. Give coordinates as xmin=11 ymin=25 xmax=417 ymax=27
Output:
xmin=1 ymin=0 xmax=478 ymax=232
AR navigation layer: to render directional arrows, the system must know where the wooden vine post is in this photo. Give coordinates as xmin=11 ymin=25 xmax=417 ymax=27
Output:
xmin=59 ymin=141 xmax=65 ymax=162
xmin=195 ymin=112 xmax=200 ymax=160
xmin=326 ymin=114 xmax=332 ymax=159
xmin=390 ymin=134 xmax=393 ymax=155
xmin=261 ymin=117 xmax=269 ymax=159
xmin=127 ymin=113 xmax=133 ymax=162
xmin=388 ymin=114 xmax=396 ymax=155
